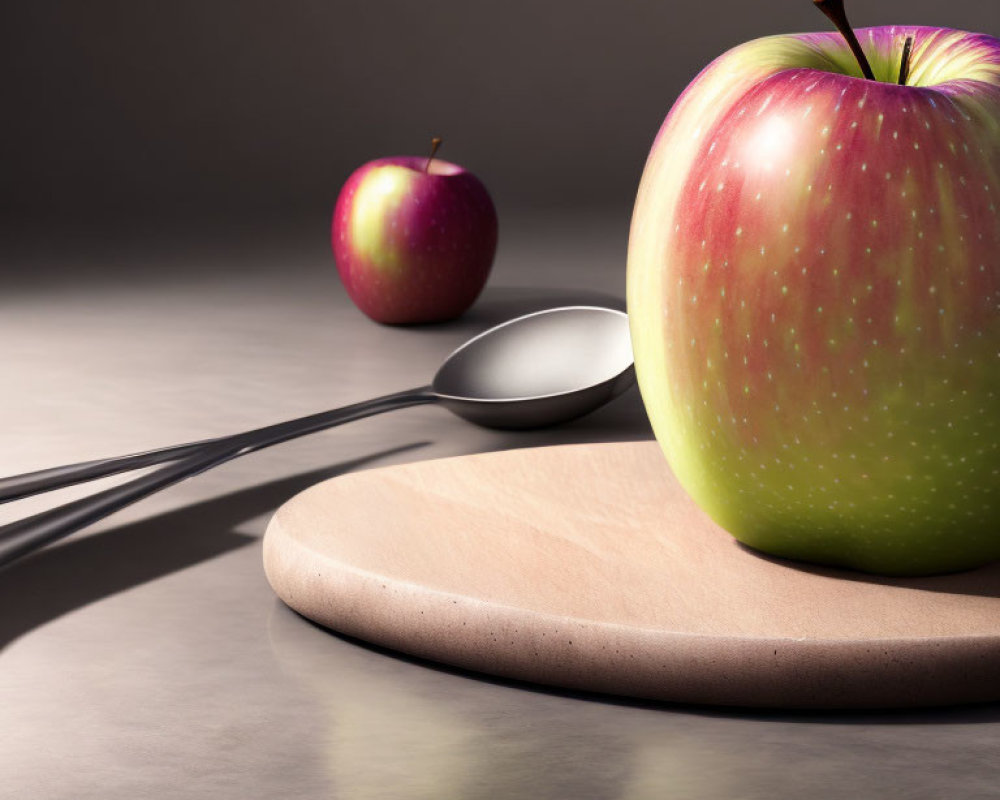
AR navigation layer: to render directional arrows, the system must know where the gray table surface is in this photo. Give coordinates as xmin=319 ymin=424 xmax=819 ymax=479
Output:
xmin=2 ymin=218 xmax=999 ymax=799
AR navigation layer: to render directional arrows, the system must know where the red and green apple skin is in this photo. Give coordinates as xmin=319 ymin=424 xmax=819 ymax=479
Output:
xmin=628 ymin=26 xmax=1000 ymax=575
xmin=332 ymin=156 xmax=498 ymax=324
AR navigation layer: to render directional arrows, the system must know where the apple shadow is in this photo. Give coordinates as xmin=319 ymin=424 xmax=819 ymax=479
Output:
xmin=733 ymin=541 xmax=1000 ymax=599
xmin=381 ymin=285 xmax=626 ymax=339
xmin=460 ymin=286 xmax=627 ymax=329
xmin=366 ymin=286 xmax=626 ymax=336
xmin=0 ymin=443 xmax=428 ymax=650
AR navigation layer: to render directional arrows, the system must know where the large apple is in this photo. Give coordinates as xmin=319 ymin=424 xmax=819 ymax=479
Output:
xmin=627 ymin=12 xmax=1000 ymax=575
xmin=332 ymin=140 xmax=498 ymax=324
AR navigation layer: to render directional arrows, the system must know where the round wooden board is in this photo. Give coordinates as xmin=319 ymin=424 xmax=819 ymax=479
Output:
xmin=263 ymin=442 xmax=1000 ymax=709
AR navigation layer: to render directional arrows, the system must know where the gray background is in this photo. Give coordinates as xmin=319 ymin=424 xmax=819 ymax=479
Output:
xmin=3 ymin=0 xmax=999 ymax=240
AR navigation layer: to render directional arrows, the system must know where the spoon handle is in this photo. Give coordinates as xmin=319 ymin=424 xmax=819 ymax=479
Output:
xmin=0 ymin=439 xmax=221 ymax=504
xmin=0 ymin=385 xmax=437 ymax=504
xmin=0 ymin=386 xmax=437 ymax=571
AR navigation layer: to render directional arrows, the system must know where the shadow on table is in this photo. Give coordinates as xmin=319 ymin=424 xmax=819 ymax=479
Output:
xmin=0 ymin=443 xmax=427 ymax=650
xmin=270 ymin=604 xmax=1000 ymax=730
xmin=265 ymin=600 xmax=1000 ymax=800
xmin=459 ymin=286 xmax=627 ymax=330
xmin=311 ymin=619 xmax=1000 ymax=725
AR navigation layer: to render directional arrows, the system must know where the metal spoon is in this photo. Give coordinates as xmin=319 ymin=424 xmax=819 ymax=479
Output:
xmin=0 ymin=305 xmax=634 ymax=569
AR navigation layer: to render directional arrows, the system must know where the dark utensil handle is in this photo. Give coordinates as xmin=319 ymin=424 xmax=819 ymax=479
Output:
xmin=0 ymin=386 xmax=437 ymax=570
xmin=0 ymin=439 xmax=220 ymax=504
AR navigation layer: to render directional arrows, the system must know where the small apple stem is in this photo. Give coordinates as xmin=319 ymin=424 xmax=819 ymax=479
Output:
xmin=813 ymin=0 xmax=875 ymax=81
xmin=425 ymin=137 xmax=442 ymax=173
xmin=898 ymin=36 xmax=914 ymax=85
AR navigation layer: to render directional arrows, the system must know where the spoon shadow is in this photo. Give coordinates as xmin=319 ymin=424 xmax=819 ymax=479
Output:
xmin=0 ymin=443 xmax=428 ymax=650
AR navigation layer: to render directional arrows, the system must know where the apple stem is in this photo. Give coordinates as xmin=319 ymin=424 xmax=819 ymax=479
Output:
xmin=425 ymin=137 xmax=442 ymax=173
xmin=813 ymin=0 xmax=875 ymax=81
xmin=898 ymin=36 xmax=914 ymax=85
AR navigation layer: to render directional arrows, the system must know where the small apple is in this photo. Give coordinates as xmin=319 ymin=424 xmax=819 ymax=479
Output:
xmin=627 ymin=0 xmax=1000 ymax=575
xmin=332 ymin=139 xmax=498 ymax=324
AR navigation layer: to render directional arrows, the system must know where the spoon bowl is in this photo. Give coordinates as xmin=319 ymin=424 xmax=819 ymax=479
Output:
xmin=433 ymin=306 xmax=634 ymax=428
